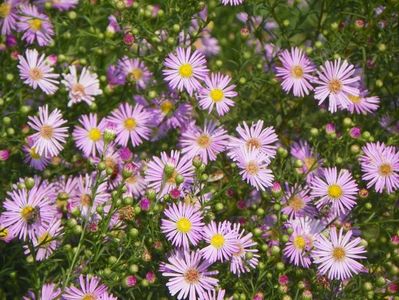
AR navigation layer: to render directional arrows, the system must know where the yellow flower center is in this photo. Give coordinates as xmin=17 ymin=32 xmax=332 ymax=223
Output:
xmin=80 ymin=194 xmax=92 ymax=207
xmin=379 ymin=163 xmax=392 ymax=176
xmin=29 ymin=18 xmax=42 ymax=31
xmin=246 ymin=161 xmax=259 ymax=175
xmin=328 ymin=184 xmax=343 ymax=199
xmin=328 ymin=79 xmax=342 ymax=94
xmin=184 ymin=268 xmax=200 ymax=284
xmin=40 ymin=125 xmax=54 ymax=139
xmin=246 ymin=138 xmax=261 ymax=150
xmin=124 ymin=118 xmax=137 ymax=131
xmin=38 ymin=232 xmax=52 ymax=247
xmin=210 ymin=233 xmax=225 ymax=249
xmin=0 ymin=228 xmax=9 ymax=238
xmin=72 ymin=83 xmax=86 ymax=95
xmin=332 ymin=246 xmax=346 ymax=261
xmin=288 ymin=195 xmax=305 ymax=212
xmin=82 ymin=294 xmax=96 ymax=300
xmin=126 ymin=175 xmax=137 ymax=184
xmin=209 ymin=88 xmax=224 ymax=102
xmin=348 ymin=94 xmax=361 ymax=104
xmin=166 ymin=170 xmax=178 ymax=184
xmin=29 ymin=67 xmax=43 ymax=81
xmin=88 ymin=128 xmax=101 ymax=142
xmin=176 ymin=217 xmax=192 ymax=233
xmin=160 ymin=100 xmax=174 ymax=115
xmin=0 ymin=3 xmax=11 ymax=18
xmin=178 ymin=63 xmax=193 ymax=78
xmin=29 ymin=147 xmax=41 ymax=160
xmin=196 ymin=134 xmax=211 ymax=148
xmin=291 ymin=65 xmax=304 ymax=78
xmin=130 ymin=68 xmax=143 ymax=81
xmin=293 ymin=235 xmax=306 ymax=250
xmin=232 ymin=243 xmax=245 ymax=257
xmin=304 ymin=157 xmax=317 ymax=171
xmin=21 ymin=206 xmax=38 ymax=224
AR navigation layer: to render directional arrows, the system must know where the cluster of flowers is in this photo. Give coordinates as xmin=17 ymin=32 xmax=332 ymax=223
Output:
xmin=276 ymin=47 xmax=380 ymax=113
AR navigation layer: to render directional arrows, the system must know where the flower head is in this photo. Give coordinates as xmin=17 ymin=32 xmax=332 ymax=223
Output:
xmin=64 ymin=275 xmax=108 ymax=300
xmin=117 ymin=57 xmax=152 ymax=89
xmin=73 ymin=114 xmax=106 ymax=157
xmin=0 ymin=0 xmax=19 ymax=35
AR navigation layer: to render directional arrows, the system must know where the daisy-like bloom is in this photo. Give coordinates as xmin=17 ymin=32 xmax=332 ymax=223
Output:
xmin=221 ymin=0 xmax=244 ymax=5
xmin=68 ymin=173 xmax=110 ymax=218
xmin=199 ymin=289 xmax=227 ymax=300
xmin=281 ymin=185 xmax=316 ymax=219
xmin=25 ymin=218 xmax=63 ymax=261
xmin=64 ymin=275 xmax=108 ymax=300
xmin=62 ymin=65 xmax=102 ymax=107
xmin=18 ymin=49 xmax=59 ymax=95
xmin=0 ymin=216 xmax=15 ymax=243
xmin=162 ymin=250 xmax=219 ymax=300
xmin=201 ymin=221 xmax=239 ymax=263
xmin=230 ymin=224 xmax=259 ymax=276
xmin=360 ymin=142 xmax=399 ymax=193
xmin=180 ymin=121 xmax=229 ymax=164
xmin=27 ymin=105 xmax=68 ymax=157
xmin=161 ymin=202 xmax=204 ymax=249
xmin=283 ymin=217 xmax=324 ymax=268
xmin=17 ymin=4 xmax=54 ymax=46
xmin=275 ymin=47 xmax=315 ymax=97
xmin=73 ymin=114 xmax=106 ymax=157
xmin=108 ymin=103 xmax=152 ymax=147
xmin=1 ymin=184 xmax=55 ymax=240
xmin=236 ymin=147 xmax=274 ymax=191
xmin=124 ymin=161 xmax=147 ymax=197
xmin=197 ymin=72 xmax=237 ymax=116
xmin=291 ymin=140 xmax=322 ymax=183
xmin=314 ymin=58 xmax=360 ymax=113
xmin=39 ymin=283 xmax=61 ymax=300
xmin=163 ymin=47 xmax=209 ymax=95
xmin=313 ymin=227 xmax=366 ymax=280
xmin=117 ymin=57 xmax=152 ymax=90
xmin=0 ymin=0 xmax=19 ymax=35
xmin=145 ymin=150 xmax=194 ymax=197
xmin=347 ymin=89 xmax=380 ymax=115
xmin=23 ymin=136 xmax=51 ymax=171
xmin=228 ymin=120 xmax=278 ymax=160
xmin=310 ymin=168 xmax=359 ymax=216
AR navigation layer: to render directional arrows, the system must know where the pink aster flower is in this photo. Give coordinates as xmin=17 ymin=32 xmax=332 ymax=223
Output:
xmin=27 ymin=105 xmax=68 ymax=157
xmin=161 ymin=202 xmax=204 ymax=249
xmin=291 ymin=140 xmax=322 ymax=183
xmin=163 ymin=47 xmax=209 ymax=95
xmin=23 ymin=136 xmax=51 ymax=170
xmin=17 ymin=4 xmax=54 ymax=46
xmin=162 ymin=250 xmax=219 ymax=300
xmin=2 ymin=184 xmax=55 ymax=240
xmin=283 ymin=217 xmax=323 ymax=268
xmin=25 ymin=218 xmax=63 ymax=261
xmin=73 ymin=113 xmax=106 ymax=157
xmin=314 ymin=59 xmax=360 ymax=113
xmin=313 ymin=227 xmax=366 ymax=280
xmin=347 ymin=89 xmax=380 ymax=114
xmin=197 ymin=72 xmax=237 ymax=116
xmin=275 ymin=47 xmax=316 ymax=97
xmin=228 ymin=120 xmax=278 ymax=160
xmin=180 ymin=120 xmax=229 ymax=164
xmin=64 ymin=275 xmax=108 ymax=300
xmin=236 ymin=147 xmax=274 ymax=191
xmin=221 ymin=0 xmax=244 ymax=5
xmin=108 ymin=103 xmax=152 ymax=147
xmin=62 ymin=65 xmax=102 ymax=107
xmin=124 ymin=161 xmax=147 ymax=197
xmin=230 ymin=224 xmax=259 ymax=276
xmin=145 ymin=150 xmax=194 ymax=197
xmin=18 ymin=49 xmax=59 ymax=95
xmin=310 ymin=167 xmax=358 ymax=217
xmin=0 ymin=215 xmax=15 ymax=243
xmin=68 ymin=173 xmax=110 ymax=218
xmin=0 ymin=0 xmax=19 ymax=35
xmin=31 ymin=283 xmax=61 ymax=300
xmin=38 ymin=0 xmax=78 ymax=11
xmin=360 ymin=142 xmax=399 ymax=193
xmin=281 ymin=185 xmax=316 ymax=219
xmin=200 ymin=221 xmax=239 ymax=263
xmin=117 ymin=56 xmax=152 ymax=90
xmin=99 ymin=292 xmax=118 ymax=300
